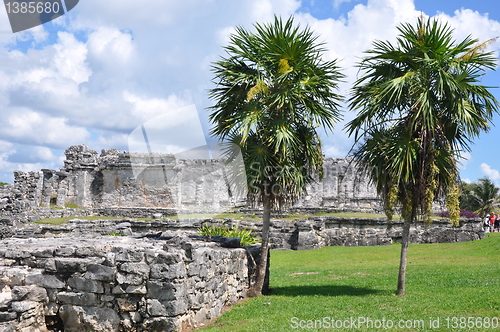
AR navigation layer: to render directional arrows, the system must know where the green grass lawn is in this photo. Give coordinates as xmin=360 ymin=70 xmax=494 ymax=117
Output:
xmin=200 ymin=233 xmax=500 ymax=332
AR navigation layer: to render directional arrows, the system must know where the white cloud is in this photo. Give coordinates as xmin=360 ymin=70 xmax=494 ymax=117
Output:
xmin=0 ymin=0 xmax=499 ymax=180
xmin=458 ymin=151 xmax=473 ymax=170
xmin=480 ymin=163 xmax=500 ymax=181
xmin=4 ymin=110 xmax=90 ymax=148
xmin=462 ymin=178 xmax=472 ymax=184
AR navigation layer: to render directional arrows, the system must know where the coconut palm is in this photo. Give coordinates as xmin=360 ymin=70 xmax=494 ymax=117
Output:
xmin=346 ymin=16 xmax=499 ymax=296
xmin=208 ymin=16 xmax=344 ymax=296
xmin=470 ymin=177 xmax=500 ymax=216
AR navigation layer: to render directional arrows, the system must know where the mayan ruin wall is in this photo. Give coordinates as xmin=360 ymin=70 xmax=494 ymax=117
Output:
xmin=0 ymin=144 xmax=381 ymax=221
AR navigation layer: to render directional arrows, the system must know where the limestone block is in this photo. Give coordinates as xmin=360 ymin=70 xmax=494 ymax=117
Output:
xmin=100 ymin=295 xmax=114 ymax=302
xmin=31 ymin=248 xmax=54 ymax=258
xmin=146 ymin=299 xmax=167 ymax=317
xmin=112 ymin=285 xmax=126 ymax=295
xmin=85 ymin=264 xmax=116 ymax=281
xmin=146 ymin=281 xmax=176 ymax=301
xmin=25 ymin=274 xmax=65 ymax=289
xmin=116 ymin=273 xmax=144 ymax=285
xmin=43 ymin=259 xmax=56 ymax=272
xmin=119 ymin=262 xmax=150 ymax=276
xmin=143 ymin=317 xmax=177 ymax=332
xmin=54 ymin=258 xmax=91 ymax=273
xmin=114 ymin=248 xmax=144 ymax=262
xmin=125 ymin=285 xmax=147 ymax=294
xmin=11 ymin=286 xmax=47 ymax=302
xmin=10 ymin=301 xmax=38 ymax=313
xmin=4 ymin=249 xmax=30 ymax=259
xmin=116 ymin=298 xmax=137 ymax=312
xmin=67 ymin=277 xmax=104 ymax=294
xmin=54 ymin=247 xmax=75 ymax=257
xmin=0 ymin=267 xmax=30 ymax=286
xmin=152 ymin=250 xmax=183 ymax=265
xmin=150 ymin=262 xmax=186 ymax=280
xmin=59 ymin=305 xmax=120 ymax=332
xmin=56 ymin=292 xmax=97 ymax=306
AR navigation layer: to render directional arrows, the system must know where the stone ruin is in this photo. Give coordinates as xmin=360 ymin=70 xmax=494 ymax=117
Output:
xmin=0 ymin=144 xmax=381 ymax=223
xmin=0 ymin=236 xmax=261 ymax=332
xmin=0 ymin=144 xmax=486 ymax=331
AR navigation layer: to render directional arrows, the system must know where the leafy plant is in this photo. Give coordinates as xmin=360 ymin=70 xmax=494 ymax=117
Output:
xmin=437 ymin=210 xmax=479 ymax=219
xmin=198 ymin=223 xmax=259 ymax=247
xmin=0 ymin=182 xmax=9 ymax=185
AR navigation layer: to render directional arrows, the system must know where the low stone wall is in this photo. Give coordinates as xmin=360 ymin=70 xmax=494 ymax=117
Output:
xmin=5 ymin=215 xmax=486 ymax=250
xmin=0 ymin=236 xmax=259 ymax=332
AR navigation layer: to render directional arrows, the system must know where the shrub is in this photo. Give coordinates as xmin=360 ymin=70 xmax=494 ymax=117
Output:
xmin=437 ymin=210 xmax=479 ymax=219
xmin=198 ymin=223 xmax=259 ymax=247
xmin=0 ymin=182 xmax=9 ymax=185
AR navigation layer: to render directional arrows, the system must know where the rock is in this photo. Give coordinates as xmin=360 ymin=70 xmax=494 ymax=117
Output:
xmin=143 ymin=317 xmax=178 ymax=332
xmin=119 ymin=262 xmax=150 ymax=276
xmin=0 ymin=312 xmax=17 ymax=322
xmin=25 ymin=274 xmax=65 ymax=289
xmin=210 ymin=236 xmax=241 ymax=248
xmin=10 ymin=301 xmax=38 ymax=313
xmin=59 ymin=305 xmax=120 ymax=332
xmin=67 ymin=277 xmax=104 ymax=294
xmin=85 ymin=264 xmax=116 ymax=281
xmin=11 ymin=286 xmax=47 ymax=302
xmin=147 ymin=299 xmax=167 ymax=316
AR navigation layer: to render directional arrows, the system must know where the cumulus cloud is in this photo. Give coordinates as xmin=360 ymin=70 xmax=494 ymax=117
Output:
xmin=0 ymin=0 xmax=499 ymax=182
xmin=458 ymin=151 xmax=473 ymax=170
xmin=480 ymin=163 xmax=500 ymax=181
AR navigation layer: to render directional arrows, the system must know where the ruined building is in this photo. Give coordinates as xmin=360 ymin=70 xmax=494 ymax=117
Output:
xmin=1 ymin=144 xmax=381 ymax=219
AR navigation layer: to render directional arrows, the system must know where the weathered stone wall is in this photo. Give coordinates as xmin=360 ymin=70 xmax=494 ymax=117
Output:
xmin=1 ymin=145 xmax=380 ymax=221
xmin=0 ymin=236 xmax=258 ymax=332
xmin=5 ymin=216 xmax=485 ymax=249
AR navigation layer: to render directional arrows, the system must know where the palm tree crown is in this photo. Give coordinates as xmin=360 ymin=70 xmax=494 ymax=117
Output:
xmin=346 ymin=16 xmax=499 ymax=296
xmin=208 ymin=16 xmax=344 ymax=296
xmin=347 ymin=16 xmax=499 ymax=221
xmin=209 ymin=16 xmax=344 ymax=207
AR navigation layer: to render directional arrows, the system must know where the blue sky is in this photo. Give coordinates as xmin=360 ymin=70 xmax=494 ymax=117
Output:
xmin=0 ymin=0 xmax=499 ymax=185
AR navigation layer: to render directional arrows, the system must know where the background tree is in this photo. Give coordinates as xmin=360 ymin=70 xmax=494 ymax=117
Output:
xmin=459 ymin=180 xmax=480 ymax=212
xmin=466 ymin=177 xmax=500 ymax=216
xmin=347 ymin=16 xmax=499 ymax=296
xmin=208 ymin=16 xmax=344 ymax=296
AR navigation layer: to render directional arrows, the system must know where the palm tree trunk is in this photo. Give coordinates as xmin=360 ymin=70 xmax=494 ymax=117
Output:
xmin=248 ymin=192 xmax=271 ymax=297
xmin=397 ymin=207 xmax=414 ymax=296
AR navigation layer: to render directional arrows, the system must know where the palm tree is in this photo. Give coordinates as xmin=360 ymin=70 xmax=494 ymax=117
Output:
xmin=208 ymin=16 xmax=344 ymax=296
xmin=346 ymin=16 xmax=499 ymax=296
xmin=470 ymin=177 xmax=500 ymax=216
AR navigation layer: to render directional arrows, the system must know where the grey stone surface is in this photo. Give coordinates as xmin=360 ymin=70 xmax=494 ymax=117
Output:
xmin=1 ymin=145 xmax=381 ymax=223
xmin=0 ymin=236 xmax=257 ymax=332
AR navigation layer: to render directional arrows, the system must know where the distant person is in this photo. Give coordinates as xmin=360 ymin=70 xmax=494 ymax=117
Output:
xmin=490 ymin=214 xmax=496 ymax=233
xmin=495 ymin=215 xmax=500 ymax=233
xmin=484 ymin=215 xmax=490 ymax=232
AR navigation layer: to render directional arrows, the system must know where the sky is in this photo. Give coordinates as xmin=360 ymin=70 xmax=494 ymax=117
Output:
xmin=1 ymin=0 xmax=500 ymax=185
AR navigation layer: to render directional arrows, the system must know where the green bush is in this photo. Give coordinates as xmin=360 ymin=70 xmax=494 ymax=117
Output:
xmin=0 ymin=182 xmax=9 ymax=185
xmin=198 ymin=223 xmax=259 ymax=247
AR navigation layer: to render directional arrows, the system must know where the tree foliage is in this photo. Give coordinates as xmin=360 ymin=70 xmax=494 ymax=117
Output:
xmin=460 ymin=177 xmax=500 ymax=216
xmin=208 ymin=16 xmax=344 ymax=296
xmin=346 ymin=16 xmax=499 ymax=295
